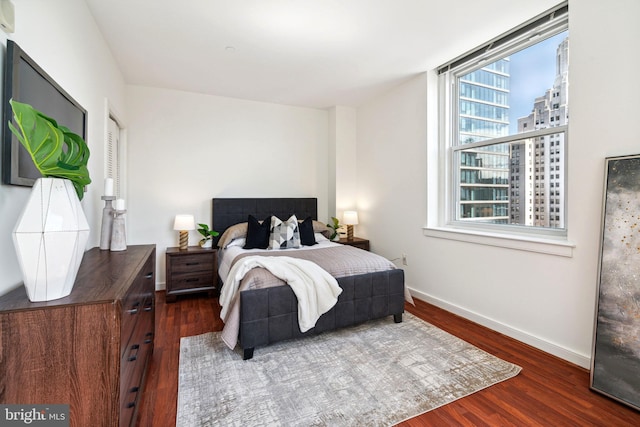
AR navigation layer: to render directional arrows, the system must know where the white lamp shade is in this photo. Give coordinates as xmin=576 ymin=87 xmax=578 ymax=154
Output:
xmin=173 ymin=214 xmax=195 ymax=231
xmin=343 ymin=211 xmax=359 ymax=225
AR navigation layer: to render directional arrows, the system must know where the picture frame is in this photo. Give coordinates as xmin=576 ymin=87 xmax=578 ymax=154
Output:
xmin=2 ymin=40 xmax=87 ymax=188
xmin=590 ymin=154 xmax=640 ymax=410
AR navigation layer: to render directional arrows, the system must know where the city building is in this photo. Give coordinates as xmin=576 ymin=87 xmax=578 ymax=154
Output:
xmin=511 ymin=37 xmax=569 ymax=228
xmin=458 ymin=59 xmax=511 ymax=223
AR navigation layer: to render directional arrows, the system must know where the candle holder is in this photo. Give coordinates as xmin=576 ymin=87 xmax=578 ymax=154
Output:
xmin=110 ymin=209 xmax=127 ymax=252
xmin=99 ymin=196 xmax=116 ymax=250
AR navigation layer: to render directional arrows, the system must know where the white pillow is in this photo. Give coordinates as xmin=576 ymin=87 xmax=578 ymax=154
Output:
xmin=268 ymin=215 xmax=301 ymax=249
xmin=314 ymin=232 xmax=329 ymax=242
xmin=225 ymin=237 xmax=246 ymax=248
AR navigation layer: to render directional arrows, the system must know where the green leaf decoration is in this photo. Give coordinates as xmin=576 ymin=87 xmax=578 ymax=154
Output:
xmin=326 ymin=216 xmax=341 ymax=239
xmin=9 ymin=99 xmax=91 ymax=199
xmin=197 ymin=223 xmax=219 ymax=238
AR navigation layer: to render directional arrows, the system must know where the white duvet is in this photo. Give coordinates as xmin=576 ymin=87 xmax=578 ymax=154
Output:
xmin=219 ymin=255 xmax=343 ymax=334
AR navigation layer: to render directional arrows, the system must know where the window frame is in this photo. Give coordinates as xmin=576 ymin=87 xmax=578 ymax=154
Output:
xmin=434 ymin=3 xmax=570 ymax=246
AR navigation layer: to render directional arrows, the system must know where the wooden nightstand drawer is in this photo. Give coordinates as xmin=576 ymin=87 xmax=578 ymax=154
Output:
xmin=170 ymin=272 xmax=214 ymax=291
xmin=171 ymin=253 xmax=214 ymax=274
xmin=166 ymin=246 xmax=218 ymax=302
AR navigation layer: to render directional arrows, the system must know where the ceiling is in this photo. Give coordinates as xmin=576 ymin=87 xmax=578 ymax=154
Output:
xmin=84 ymin=0 xmax=561 ymax=109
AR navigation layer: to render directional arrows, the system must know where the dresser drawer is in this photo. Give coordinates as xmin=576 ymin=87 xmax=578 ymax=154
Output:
xmin=120 ymin=296 xmax=143 ymax=356
xmin=170 ymin=253 xmax=215 ymax=274
xmin=119 ymin=341 xmax=151 ymax=427
xmin=120 ymin=295 xmax=154 ymax=426
xmin=121 ymin=256 xmax=155 ymax=355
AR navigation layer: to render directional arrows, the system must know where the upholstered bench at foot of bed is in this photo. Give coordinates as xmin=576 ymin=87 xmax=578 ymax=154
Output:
xmin=239 ymin=269 xmax=405 ymax=360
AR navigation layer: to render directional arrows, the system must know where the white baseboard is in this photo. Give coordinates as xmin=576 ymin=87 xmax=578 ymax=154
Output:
xmin=408 ymin=287 xmax=591 ymax=369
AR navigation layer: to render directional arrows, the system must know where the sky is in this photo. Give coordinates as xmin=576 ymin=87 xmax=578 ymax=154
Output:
xmin=508 ymin=31 xmax=568 ymax=134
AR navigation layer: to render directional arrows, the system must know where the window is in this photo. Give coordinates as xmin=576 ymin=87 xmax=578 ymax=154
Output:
xmin=437 ymin=3 xmax=568 ymax=238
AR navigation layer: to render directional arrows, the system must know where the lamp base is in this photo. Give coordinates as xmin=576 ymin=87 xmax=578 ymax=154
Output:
xmin=179 ymin=230 xmax=189 ymax=250
xmin=346 ymin=225 xmax=354 ymax=241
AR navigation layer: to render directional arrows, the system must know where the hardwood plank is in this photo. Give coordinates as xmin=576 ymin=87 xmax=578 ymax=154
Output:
xmin=137 ymin=293 xmax=640 ymax=426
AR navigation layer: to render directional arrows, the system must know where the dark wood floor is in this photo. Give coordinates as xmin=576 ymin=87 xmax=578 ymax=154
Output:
xmin=137 ymin=292 xmax=640 ymax=426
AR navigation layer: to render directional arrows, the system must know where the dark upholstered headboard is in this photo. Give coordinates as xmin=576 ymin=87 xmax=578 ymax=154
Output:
xmin=211 ymin=198 xmax=318 ymax=244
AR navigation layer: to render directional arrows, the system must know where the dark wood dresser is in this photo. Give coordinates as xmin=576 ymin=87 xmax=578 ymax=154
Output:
xmin=0 ymin=244 xmax=156 ymax=427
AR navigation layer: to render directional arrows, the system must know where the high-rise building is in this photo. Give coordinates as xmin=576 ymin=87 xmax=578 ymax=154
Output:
xmin=510 ymin=37 xmax=569 ymax=228
xmin=458 ymin=59 xmax=511 ymax=223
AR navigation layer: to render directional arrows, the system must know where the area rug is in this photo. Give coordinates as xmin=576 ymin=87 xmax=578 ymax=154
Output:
xmin=177 ymin=313 xmax=521 ymax=426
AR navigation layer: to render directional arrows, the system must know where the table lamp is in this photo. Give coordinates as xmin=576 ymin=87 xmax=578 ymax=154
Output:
xmin=343 ymin=211 xmax=359 ymax=241
xmin=173 ymin=214 xmax=195 ymax=250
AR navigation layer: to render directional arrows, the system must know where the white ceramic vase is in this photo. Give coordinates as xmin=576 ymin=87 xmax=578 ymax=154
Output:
xmin=199 ymin=239 xmax=213 ymax=249
xmin=13 ymin=178 xmax=90 ymax=302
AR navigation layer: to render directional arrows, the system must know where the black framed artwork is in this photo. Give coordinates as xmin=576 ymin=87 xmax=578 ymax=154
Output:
xmin=2 ymin=40 xmax=87 ymax=187
xmin=591 ymin=154 xmax=640 ymax=410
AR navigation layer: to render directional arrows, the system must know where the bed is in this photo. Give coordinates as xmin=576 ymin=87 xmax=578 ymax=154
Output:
xmin=212 ymin=197 xmax=406 ymax=359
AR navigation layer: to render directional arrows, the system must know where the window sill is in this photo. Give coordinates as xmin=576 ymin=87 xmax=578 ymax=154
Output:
xmin=423 ymin=226 xmax=575 ymax=257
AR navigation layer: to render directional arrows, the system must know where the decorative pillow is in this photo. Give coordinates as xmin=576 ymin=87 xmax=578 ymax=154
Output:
xmin=244 ymin=215 xmax=272 ymax=249
xmin=269 ymin=215 xmax=301 ymax=249
xmin=312 ymin=220 xmax=330 ymax=238
xmin=217 ymin=222 xmax=248 ymax=248
xmin=298 ymin=216 xmax=317 ymax=246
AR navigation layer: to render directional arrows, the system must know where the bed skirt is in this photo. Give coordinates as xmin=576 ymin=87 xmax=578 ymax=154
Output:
xmin=238 ymin=269 xmax=405 ymax=359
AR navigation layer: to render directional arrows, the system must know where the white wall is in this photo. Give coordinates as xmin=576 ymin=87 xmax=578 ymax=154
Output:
xmin=330 ymin=106 xmax=358 ymax=218
xmin=125 ymin=86 xmax=329 ymax=286
xmin=0 ymin=0 xmax=127 ymax=297
xmin=356 ymin=0 xmax=640 ymax=368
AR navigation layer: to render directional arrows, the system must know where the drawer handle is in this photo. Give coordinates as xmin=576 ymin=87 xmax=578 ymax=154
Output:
xmin=185 ymin=262 xmax=200 ymax=266
xmin=126 ymin=401 xmax=136 ymax=409
xmin=145 ymin=273 xmax=153 ymax=279
xmin=129 ymin=386 xmax=140 ymax=393
xmin=144 ymin=332 xmax=153 ymax=344
xmin=128 ymin=344 xmax=140 ymax=361
xmin=127 ymin=301 xmax=141 ymax=315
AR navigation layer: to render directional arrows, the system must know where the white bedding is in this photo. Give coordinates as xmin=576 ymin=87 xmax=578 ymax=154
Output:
xmin=218 ymin=239 xmax=341 ymax=283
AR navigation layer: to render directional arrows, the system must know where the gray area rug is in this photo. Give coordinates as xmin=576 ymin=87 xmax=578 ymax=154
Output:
xmin=177 ymin=313 xmax=521 ymax=426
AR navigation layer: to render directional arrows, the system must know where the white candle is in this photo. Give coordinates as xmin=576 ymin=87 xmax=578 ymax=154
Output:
xmin=115 ymin=198 xmax=125 ymax=211
xmin=104 ymin=178 xmax=114 ymax=196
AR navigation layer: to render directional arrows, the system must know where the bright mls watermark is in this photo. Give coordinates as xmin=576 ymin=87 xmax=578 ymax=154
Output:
xmin=1 ymin=405 xmax=69 ymax=426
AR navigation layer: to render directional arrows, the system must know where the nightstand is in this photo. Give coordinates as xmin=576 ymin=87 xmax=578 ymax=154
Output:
xmin=165 ymin=246 xmax=217 ymax=302
xmin=338 ymin=237 xmax=370 ymax=251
